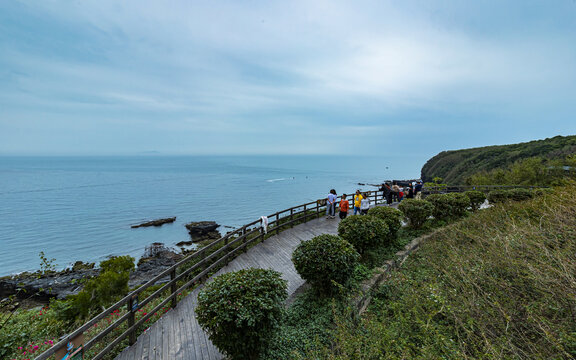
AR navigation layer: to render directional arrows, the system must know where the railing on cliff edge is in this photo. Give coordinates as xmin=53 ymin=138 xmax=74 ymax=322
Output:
xmin=35 ymin=184 xmax=535 ymax=360
xmin=35 ymin=190 xmax=389 ymax=360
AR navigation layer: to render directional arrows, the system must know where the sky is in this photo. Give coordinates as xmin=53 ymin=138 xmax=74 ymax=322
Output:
xmin=1 ymin=0 xmax=576 ymax=169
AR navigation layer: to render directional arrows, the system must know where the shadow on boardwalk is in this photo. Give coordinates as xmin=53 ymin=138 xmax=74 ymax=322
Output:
xmin=115 ymin=215 xmax=340 ymax=360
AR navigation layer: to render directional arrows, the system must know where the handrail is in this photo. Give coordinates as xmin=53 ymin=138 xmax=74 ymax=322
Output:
xmin=35 ymin=190 xmax=386 ymax=360
xmin=35 ymin=184 xmax=537 ymax=359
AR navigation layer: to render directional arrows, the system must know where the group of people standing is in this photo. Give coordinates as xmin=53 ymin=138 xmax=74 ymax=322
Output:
xmin=326 ymin=181 xmax=424 ymax=220
xmin=379 ymin=180 xmax=423 ymax=204
xmin=325 ymin=189 xmax=372 ymax=220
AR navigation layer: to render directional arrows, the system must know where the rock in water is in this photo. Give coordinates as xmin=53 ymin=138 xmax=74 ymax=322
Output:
xmin=131 ymin=217 xmax=176 ymax=228
xmin=185 ymin=221 xmax=221 ymax=242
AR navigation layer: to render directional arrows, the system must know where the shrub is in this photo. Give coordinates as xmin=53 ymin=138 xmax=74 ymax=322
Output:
xmin=367 ymin=206 xmax=403 ymax=237
xmin=465 ymin=190 xmax=487 ymax=211
xmin=292 ymin=234 xmax=359 ymax=294
xmin=425 ymin=193 xmax=470 ymax=220
xmin=398 ymin=199 xmax=433 ymax=228
xmin=508 ymin=188 xmax=534 ymax=201
xmin=196 ymin=268 xmax=287 ymax=360
xmin=486 ymin=190 xmax=509 ymax=204
xmin=337 ymin=216 xmax=389 ymax=254
xmin=53 ymin=256 xmax=134 ymax=321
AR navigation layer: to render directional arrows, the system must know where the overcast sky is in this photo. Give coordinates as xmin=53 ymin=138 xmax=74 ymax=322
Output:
xmin=1 ymin=1 xmax=575 ymax=164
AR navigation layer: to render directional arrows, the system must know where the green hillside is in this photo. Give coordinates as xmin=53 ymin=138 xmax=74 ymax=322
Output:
xmin=421 ymin=135 xmax=576 ymax=184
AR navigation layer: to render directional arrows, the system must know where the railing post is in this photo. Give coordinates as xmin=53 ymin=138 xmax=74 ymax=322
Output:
xmin=170 ymin=269 xmax=177 ymax=309
xmin=275 ymin=212 xmax=280 ymax=235
xmin=290 ymin=208 xmax=294 ymax=228
xmin=242 ymin=225 xmax=247 ymax=252
xmin=316 ymin=200 xmax=320 ymax=218
xmin=128 ymin=295 xmax=137 ymax=345
xmin=304 ymin=204 xmax=307 ymax=223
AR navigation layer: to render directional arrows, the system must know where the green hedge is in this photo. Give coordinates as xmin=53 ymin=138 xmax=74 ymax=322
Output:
xmin=367 ymin=206 xmax=403 ymax=237
xmin=292 ymin=234 xmax=359 ymax=294
xmin=398 ymin=199 xmax=433 ymax=228
xmin=465 ymin=190 xmax=487 ymax=211
xmin=196 ymin=268 xmax=287 ymax=360
xmin=426 ymin=193 xmax=470 ymax=220
xmin=337 ymin=215 xmax=389 ymax=254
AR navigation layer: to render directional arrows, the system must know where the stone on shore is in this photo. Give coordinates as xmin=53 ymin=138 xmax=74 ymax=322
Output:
xmin=131 ymin=217 xmax=176 ymax=228
xmin=185 ymin=221 xmax=221 ymax=242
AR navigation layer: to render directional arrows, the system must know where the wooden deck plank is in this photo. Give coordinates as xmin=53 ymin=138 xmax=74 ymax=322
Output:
xmin=115 ymin=215 xmax=340 ymax=360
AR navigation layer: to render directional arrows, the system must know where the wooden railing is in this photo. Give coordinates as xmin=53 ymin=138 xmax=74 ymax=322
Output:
xmin=35 ymin=190 xmax=388 ymax=360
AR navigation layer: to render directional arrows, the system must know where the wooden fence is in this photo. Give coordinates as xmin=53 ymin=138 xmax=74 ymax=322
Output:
xmin=35 ymin=190 xmax=388 ymax=360
xmin=35 ymin=184 xmax=538 ymax=359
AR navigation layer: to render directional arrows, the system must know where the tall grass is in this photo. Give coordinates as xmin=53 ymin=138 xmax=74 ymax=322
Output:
xmin=307 ymin=183 xmax=576 ymax=359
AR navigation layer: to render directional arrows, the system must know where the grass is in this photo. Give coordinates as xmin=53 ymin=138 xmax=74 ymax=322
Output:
xmin=302 ymin=184 xmax=576 ymax=359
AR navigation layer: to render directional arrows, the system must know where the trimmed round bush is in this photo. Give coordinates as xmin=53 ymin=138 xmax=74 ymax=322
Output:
xmin=196 ymin=268 xmax=288 ymax=360
xmin=398 ymin=199 xmax=433 ymax=228
xmin=508 ymin=188 xmax=535 ymax=201
xmin=465 ymin=190 xmax=487 ymax=211
xmin=487 ymin=189 xmax=509 ymax=204
xmin=425 ymin=193 xmax=469 ymax=220
xmin=292 ymin=234 xmax=360 ymax=293
xmin=367 ymin=206 xmax=403 ymax=237
xmin=337 ymin=215 xmax=389 ymax=254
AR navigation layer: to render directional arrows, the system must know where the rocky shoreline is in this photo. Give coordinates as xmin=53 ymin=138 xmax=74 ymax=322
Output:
xmin=0 ymin=221 xmax=223 ymax=306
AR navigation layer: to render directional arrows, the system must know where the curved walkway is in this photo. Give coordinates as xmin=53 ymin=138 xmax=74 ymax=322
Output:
xmin=115 ymin=215 xmax=340 ymax=360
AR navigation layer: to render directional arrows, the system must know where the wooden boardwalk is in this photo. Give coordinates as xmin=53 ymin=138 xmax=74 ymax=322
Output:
xmin=115 ymin=215 xmax=340 ymax=360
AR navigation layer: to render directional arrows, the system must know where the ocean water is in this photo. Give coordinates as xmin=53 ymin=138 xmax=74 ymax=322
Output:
xmin=0 ymin=155 xmax=412 ymax=276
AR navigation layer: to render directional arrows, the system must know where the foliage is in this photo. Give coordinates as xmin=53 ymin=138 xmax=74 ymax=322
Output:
xmin=421 ymin=135 xmax=576 ymax=184
xmin=398 ymin=199 xmax=433 ymax=228
xmin=196 ymin=268 xmax=288 ymax=360
xmin=0 ymin=305 xmax=63 ymax=360
xmin=487 ymin=189 xmax=510 ymax=204
xmin=337 ymin=215 xmax=389 ymax=254
xmin=464 ymin=190 xmax=486 ymax=211
xmin=38 ymin=251 xmax=57 ymax=275
xmin=488 ymin=188 xmax=536 ymax=204
xmin=508 ymin=187 xmax=535 ymax=201
xmin=292 ymin=235 xmax=359 ymax=295
xmin=426 ymin=193 xmax=470 ymax=220
xmin=52 ymin=256 xmax=135 ymax=322
xmin=367 ymin=206 xmax=403 ymax=237
xmin=307 ymin=184 xmax=576 ymax=359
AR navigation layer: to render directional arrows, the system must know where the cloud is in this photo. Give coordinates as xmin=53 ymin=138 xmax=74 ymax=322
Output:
xmin=1 ymin=0 xmax=575 ymax=157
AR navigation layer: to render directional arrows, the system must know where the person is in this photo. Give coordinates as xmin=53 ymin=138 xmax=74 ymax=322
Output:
xmin=384 ymin=183 xmax=393 ymax=205
xmin=353 ymin=190 xmax=363 ymax=215
xmin=415 ymin=181 xmax=423 ymax=200
xmin=339 ymin=194 xmax=349 ymax=220
xmin=398 ymin=187 xmax=404 ymax=202
xmin=326 ymin=189 xmax=337 ymax=219
xmin=360 ymin=192 xmax=370 ymax=215
xmin=406 ymin=184 xmax=414 ymax=199
xmin=392 ymin=182 xmax=400 ymax=202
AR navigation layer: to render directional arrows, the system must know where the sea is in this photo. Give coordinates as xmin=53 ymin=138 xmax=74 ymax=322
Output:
xmin=0 ymin=155 xmax=416 ymax=276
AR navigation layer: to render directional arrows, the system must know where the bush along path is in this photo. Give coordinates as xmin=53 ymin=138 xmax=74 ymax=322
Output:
xmin=114 ymin=212 xmax=342 ymax=360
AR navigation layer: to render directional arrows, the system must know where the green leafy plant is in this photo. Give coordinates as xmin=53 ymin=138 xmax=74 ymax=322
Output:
xmin=53 ymin=256 xmax=134 ymax=322
xmin=426 ymin=193 xmax=470 ymax=220
xmin=38 ymin=251 xmax=57 ymax=275
xmin=507 ymin=188 xmax=535 ymax=201
xmin=398 ymin=199 xmax=433 ymax=229
xmin=337 ymin=215 xmax=389 ymax=254
xmin=292 ymin=234 xmax=359 ymax=294
xmin=465 ymin=190 xmax=487 ymax=211
xmin=196 ymin=268 xmax=287 ymax=360
xmin=487 ymin=189 xmax=509 ymax=204
xmin=367 ymin=206 xmax=403 ymax=237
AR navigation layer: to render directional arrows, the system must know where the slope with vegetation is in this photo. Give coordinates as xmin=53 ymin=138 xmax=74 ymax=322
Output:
xmin=306 ymin=183 xmax=576 ymax=359
xmin=421 ymin=135 xmax=576 ymax=184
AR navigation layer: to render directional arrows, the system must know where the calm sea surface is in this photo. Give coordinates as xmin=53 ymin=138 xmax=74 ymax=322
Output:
xmin=0 ymin=155 xmax=413 ymax=276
